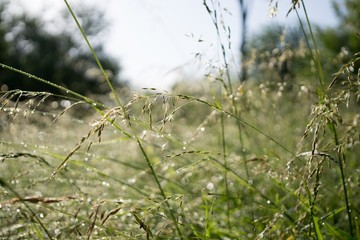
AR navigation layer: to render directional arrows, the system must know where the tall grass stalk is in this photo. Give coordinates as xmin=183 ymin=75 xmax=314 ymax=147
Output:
xmin=0 ymin=0 xmax=358 ymax=238
xmin=203 ymin=0 xmax=251 ymax=180
xmin=220 ymin=113 xmax=231 ymax=228
xmin=63 ymin=1 xmax=184 ymax=238
xmin=293 ymin=1 xmax=355 ymax=237
xmin=64 ymin=0 xmax=122 ymax=108
xmin=296 ymin=1 xmax=325 ymax=93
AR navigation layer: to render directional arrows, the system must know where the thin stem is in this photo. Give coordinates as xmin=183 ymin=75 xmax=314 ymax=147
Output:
xmin=63 ymin=0 xmax=122 ymax=108
xmin=301 ymin=1 xmax=325 ymax=91
xmin=296 ymin=0 xmax=353 ymax=237
xmin=296 ymin=1 xmax=325 ymax=97
xmin=62 ymin=2 xmax=184 ymax=236
xmin=220 ymin=113 xmax=231 ymax=229
xmin=0 ymin=63 xmax=96 ymax=107
xmin=136 ymin=138 xmax=184 ymax=239
xmin=203 ymin=1 xmax=251 ymax=181
xmin=332 ymin=126 xmax=354 ymax=236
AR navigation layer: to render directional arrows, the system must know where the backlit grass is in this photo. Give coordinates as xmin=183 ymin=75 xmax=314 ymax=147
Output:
xmin=0 ymin=0 xmax=359 ymax=239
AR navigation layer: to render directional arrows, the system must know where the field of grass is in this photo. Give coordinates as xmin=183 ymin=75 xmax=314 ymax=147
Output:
xmin=0 ymin=1 xmax=359 ymax=239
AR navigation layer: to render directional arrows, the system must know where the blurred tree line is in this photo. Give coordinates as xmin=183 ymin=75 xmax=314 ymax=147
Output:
xmin=0 ymin=1 xmax=126 ymax=97
xmin=0 ymin=0 xmax=358 ymax=98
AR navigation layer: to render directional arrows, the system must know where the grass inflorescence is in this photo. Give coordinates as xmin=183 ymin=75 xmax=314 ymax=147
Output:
xmin=0 ymin=0 xmax=359 ymax=239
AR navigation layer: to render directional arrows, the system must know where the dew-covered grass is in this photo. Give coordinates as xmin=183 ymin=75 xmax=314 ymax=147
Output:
xmin=0 ymin=0 xmax=359 ymax=239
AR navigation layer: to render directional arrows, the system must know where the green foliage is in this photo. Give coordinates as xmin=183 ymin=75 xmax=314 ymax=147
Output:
xmin=317 ymin=0 xmax=360 ymax=80
xmin=0 ymin=0 xmax=359 ymax=239
xmin=0 ymin=1 xmax=125 ymax=97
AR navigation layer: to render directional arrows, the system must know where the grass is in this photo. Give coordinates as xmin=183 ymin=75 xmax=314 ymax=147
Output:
xmin=0 ymin=0 xmax=359 ymax=239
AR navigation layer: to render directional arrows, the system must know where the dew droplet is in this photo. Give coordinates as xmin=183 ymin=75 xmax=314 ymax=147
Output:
xmin=161 ymin=143 xmax=167 ymax=151
xmin=102 ymin=181 xmax=110 ymax=187
xmin=206 ymin=182 xmax=214 ymax=190
xmin=127 ymin=178 xmax=136 ymax=184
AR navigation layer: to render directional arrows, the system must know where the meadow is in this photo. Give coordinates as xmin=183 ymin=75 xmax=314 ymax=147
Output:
xmin=0 ymin=1 xmax=359 ymax=239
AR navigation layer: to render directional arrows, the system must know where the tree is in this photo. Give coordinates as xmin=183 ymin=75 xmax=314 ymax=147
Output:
xmin=0 ymin=1 xmax=126 ymax=98
xmin=238 ymin=0 xmax=249 ymax=82
xmin=317 ymin=0 xmax=360 ymax=73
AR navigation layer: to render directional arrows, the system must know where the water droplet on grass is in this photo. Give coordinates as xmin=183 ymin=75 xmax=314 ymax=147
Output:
xmin=61 ymin=100 xmax=71 ymax=108
xmin=161 ymin=143 xmax=167 ymax=151
xmin=127 ymin=178 xmax=136 ymax=184
xmin=102 ymin=181 xmax=110 ymax=187
xmin=206 ymin=182 xmax=214 ymax=190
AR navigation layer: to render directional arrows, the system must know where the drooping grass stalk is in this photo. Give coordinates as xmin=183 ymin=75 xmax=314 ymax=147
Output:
xmin=178 ymin=94 xmax=293 ymax=155
xmin=0 ymin=63 xmax=98 ymax=108
xmin=63 ymin=1 xmax=184 ymax=237
xmin=293 ymin=1 xmax=354 ymax=236
xmin=0 ymin=63 xmax=181 ymax=235
xmin=1 ymin=4 xmax=184 ymax=237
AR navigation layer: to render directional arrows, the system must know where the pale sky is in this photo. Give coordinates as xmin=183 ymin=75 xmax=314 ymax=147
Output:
xmin=16 ymin=0 xmax=339 ymax=90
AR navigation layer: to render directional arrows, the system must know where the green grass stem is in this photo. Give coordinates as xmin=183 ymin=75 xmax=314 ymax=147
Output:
xmin=63 ymin=0 xmax=122 ymax=108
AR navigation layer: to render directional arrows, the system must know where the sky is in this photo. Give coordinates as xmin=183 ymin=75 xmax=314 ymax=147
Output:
xmin=16 ymin=0 xmax=340 ymax=90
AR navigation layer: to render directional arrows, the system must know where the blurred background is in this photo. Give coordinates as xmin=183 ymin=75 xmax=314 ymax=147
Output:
xmin=1 ymin=1 xmax=359 ymax=238
xmin=0 ymin=0 xmax=353 ymax=93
